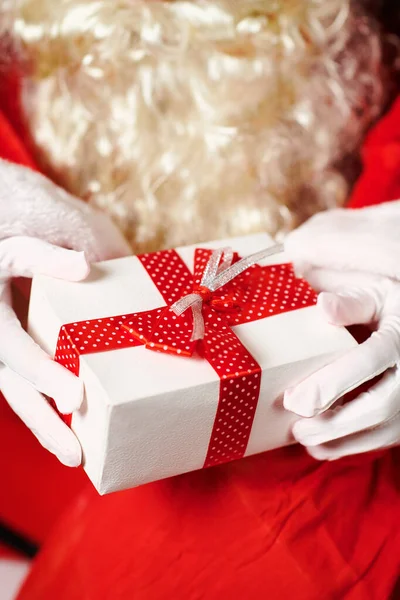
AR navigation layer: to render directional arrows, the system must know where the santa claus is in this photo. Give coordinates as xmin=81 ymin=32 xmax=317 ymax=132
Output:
xmin=0 ymin=1 xmax=400 ymax=598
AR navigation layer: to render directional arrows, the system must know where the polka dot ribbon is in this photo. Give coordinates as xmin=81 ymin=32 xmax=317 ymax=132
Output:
xmin=54 ymin=247 xmax=316 ymax=467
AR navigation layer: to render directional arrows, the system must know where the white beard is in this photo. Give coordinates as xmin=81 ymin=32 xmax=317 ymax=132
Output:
xmin=8 ymin=0 xmax=388 ymax=252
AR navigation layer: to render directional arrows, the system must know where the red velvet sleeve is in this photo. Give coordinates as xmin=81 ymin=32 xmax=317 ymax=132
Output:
xmin=0 ymin=70 xmax=36 ymax=168
xmin=0 ymin=106 xmax=36 ymax=168
xmin=349 ymin=97 xmax=400 ymax=209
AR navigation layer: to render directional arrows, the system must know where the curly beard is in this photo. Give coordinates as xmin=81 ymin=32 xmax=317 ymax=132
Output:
xmin=4 ymin=0 xmax=390 ymax=252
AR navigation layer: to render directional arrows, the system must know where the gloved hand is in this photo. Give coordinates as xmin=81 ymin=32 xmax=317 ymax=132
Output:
xmin=283 ymin=201 xmax=400 ymax=460
xmin=0 ymin=159 xmax=131 ymax=466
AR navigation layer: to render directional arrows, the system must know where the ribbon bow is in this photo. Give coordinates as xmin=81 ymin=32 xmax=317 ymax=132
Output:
xmin=171 ymin=244 xmax=284 ymax=341
xmin=124 ymin=243 xmax=288 ymax=357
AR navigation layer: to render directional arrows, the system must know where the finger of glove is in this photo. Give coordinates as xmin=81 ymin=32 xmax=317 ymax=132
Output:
xmin=0 ymin=236 xmax=90 ymax=280
xmin=297 ymin=266 xmax=385 ymax=294
xmin=80 ymin=208 xmax=132 ymax=262
xmin=285 ymin=208 xmax=400 ymax=280
xmin=0 ymin=301 xmax=83 ymax=413
xmin=284 ymin=326 xmax=398 ymax=417
xmin=0 ymin=365 xmax=82 ymax=467
xmin=305 ymin=413 xmax=400 ymax=461
xmin=293 ymin=368 xmax=400 ymax=446
xmin=317 ymin=288 xmax=382 ymax=327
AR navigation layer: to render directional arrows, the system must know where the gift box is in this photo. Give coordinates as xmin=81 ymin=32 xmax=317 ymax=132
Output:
xmin=28 ymin=233 xmax=356 ymax=494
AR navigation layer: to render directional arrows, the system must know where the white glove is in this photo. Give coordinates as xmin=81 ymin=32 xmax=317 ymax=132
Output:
xmin=0 ymin=159 xmax=131 ymax=466
xmin=283 ymin=201 xmax=400 ymax=460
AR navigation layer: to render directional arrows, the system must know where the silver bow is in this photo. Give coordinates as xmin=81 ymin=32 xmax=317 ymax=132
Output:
xmin=171 ymin=243 xmax=284 ymax=341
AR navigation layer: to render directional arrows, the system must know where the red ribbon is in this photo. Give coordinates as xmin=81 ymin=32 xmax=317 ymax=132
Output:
xmin=54 ymin=247 xmax=316 ymax=468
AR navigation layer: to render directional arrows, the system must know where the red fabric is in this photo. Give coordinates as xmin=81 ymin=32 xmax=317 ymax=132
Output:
xmin=0 ymin=108 xmax=35 ymax=169
xmin=14 ymin=449 xmax=400 ymax=600
xmin=0 ymin=73 xmax=399 ymax=598
xmin=348 ymin=97 xmax=400 ymax=209
xmin=0 ymin=542 xmax=22 ymax=561
xmin=0 ymin=393 xmax=88 ymax=545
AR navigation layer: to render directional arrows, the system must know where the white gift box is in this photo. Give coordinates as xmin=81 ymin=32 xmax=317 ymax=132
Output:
xmin=28 ymin=233 xmax=356 ymax=494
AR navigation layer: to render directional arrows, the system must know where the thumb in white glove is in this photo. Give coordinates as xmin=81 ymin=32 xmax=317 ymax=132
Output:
xmin=283 ymin=201 xmax=400 ymax=460
xmin=0 ymin=159 xmax=131 ymax=466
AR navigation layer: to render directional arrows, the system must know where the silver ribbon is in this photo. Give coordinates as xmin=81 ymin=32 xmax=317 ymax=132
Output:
xmin=171 ymin=243 xmax=284 ymax=341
